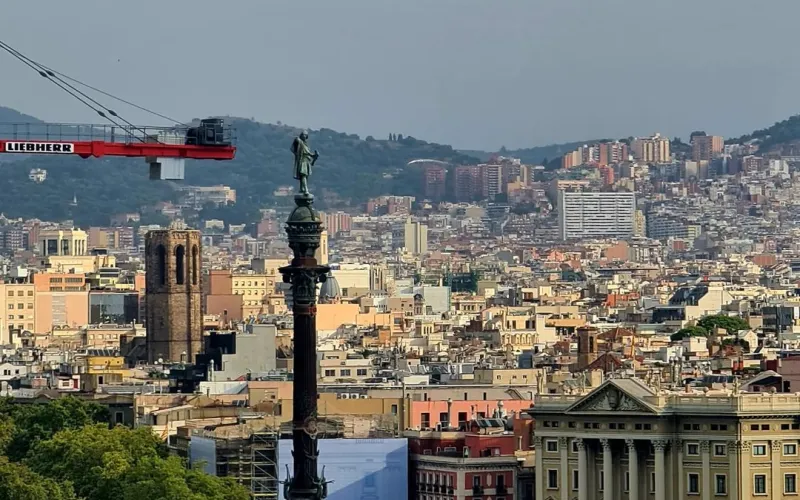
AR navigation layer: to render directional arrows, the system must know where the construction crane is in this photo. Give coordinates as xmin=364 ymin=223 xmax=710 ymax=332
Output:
xmin=0 ymin=40 xmax=236 ymax=180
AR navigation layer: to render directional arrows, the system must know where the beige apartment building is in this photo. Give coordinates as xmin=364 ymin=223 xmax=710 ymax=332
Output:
xmin=531 ymin=377 xmax=800 ymax=500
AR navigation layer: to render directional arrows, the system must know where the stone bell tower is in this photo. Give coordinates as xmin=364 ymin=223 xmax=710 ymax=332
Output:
xmin=145 ymin=229 xmax=202 ymax=363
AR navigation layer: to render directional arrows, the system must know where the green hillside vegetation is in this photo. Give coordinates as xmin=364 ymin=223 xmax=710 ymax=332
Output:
xmin=729 ymin=114 xmax=800 ymax=151
xmin=0 ymin=397 xmax=248 ymax=500
xmin=0 ymin=110 xmax=477 ymax=225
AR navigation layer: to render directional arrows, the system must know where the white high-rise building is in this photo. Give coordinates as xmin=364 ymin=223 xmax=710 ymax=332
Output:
xmin=403 ymin=218 xmax=428 ymax=255
xmin=558 ymin=191 xmax=635 ymax=240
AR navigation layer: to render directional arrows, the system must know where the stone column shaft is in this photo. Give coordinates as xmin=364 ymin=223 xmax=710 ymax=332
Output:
xmin=601 ymin=438 xmax=613 ymax=500
xmin=560 ymin=437 xmax=569 ymax=500
xmin=535 ymin=436 xmax=544 ymax=500
xmin=626 ymin=439 xmax=638 ymax=500
xmin=701 ymin=440 xmax=711 ymax=500
xmin=654 ymin=440 xmax=667 ymax=500
xmin=577 ymin=438 xmax=588 ymax=500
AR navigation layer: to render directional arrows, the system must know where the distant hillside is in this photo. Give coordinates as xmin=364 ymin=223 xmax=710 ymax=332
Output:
xmin=462 ymin=140 xmax=601 ymax=165
xmin=0 ymin=109 xmax=478 ymax=225
xmin=0 ymin=106 xmax=41 ymax=124
xmin=729 ymin=114 xmax=800 ymax=152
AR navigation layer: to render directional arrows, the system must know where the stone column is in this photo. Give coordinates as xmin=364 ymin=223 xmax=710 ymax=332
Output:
xmin=771 ymin=440 xmax=782 ymax=498
xmin=701 ymin=440 xmax=711 ymax=500
xmin=674 ymin=439 xmax=684 ymax=499
xmin=626 ymin=439 xmax=638 ymax=500
xmin=653 ymin=440 xmax=668 ymax=500
xmin=601 ymin=439 xmax=613 ymax=500
xmin=728 ymin=441 xmax=739 ymax=500
xmin=577 ymin=438 xmax=588 ymax=500
xmin=740 ymin=442 xmax=751 ymax=499
xmin=560 ymin=437 xmax=569 ymax=500
xmin=535 ymin=436 xmax=544 ymax=500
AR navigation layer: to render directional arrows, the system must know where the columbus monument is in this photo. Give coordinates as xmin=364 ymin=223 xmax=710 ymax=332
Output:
xmin=281 ymin=130 xmax=330 ymax=499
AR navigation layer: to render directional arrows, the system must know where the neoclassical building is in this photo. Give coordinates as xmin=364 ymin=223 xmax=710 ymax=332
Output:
xmin=530 ymin=377 xmax=800 ymax=500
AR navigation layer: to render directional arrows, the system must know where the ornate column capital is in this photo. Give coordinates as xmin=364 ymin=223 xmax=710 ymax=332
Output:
xmin=558 ymin=436 xmax=569 ymax=448
xmin=575 ymin=438 xmax=586 ymax=451
xmin=652 ymin=439 xmax=669 ymax=452
xmin=728 ymin=440 xmax=741 ymax=455
xmin=625 ymin=438 xmax=637 ymax=451
xmin=699 ymin=440 xmax=710 ymax=453
xmin=772 ymin=440 xmax=783 ymax=453
xmin=600 ymin=438 xmax=611 ymax=451
xmin=533 ymin=436 xmax=543 ymax=447
xmin=740 ymin=441 xmax=752 ymax=452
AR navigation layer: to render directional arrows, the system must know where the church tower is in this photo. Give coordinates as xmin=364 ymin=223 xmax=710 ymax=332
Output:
xmin=145 ymin=229 xmax=202 ymax=363
xmin=577 ymin=326 xmax=599 ymax=370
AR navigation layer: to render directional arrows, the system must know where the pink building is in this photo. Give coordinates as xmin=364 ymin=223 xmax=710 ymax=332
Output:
xmin=410 ymin=399 xmax=532 ymax=430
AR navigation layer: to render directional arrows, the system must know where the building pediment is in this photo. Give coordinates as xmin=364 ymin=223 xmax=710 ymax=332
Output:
xmin=565 ymin=379 xmax=657 ymax=414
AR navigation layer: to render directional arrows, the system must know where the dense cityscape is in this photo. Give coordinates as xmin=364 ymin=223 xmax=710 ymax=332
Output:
xmin=1 ymin=121 xmax=800 ymax=500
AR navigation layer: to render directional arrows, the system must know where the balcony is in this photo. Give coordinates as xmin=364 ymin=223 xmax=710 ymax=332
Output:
xmin=472 ymin=485 xmax=484 ymax=496
xmin=497 ymin=484 xmax=508 ymax=495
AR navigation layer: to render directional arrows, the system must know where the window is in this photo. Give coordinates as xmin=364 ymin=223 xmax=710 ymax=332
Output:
xmin=715 ymin=474 xmax=727 ymax=495
xmin=115 ymin=412 xmax=124 ymax=425
xmin=785 ymin=443 xmax=798 ymax=456
xmin=754 ymin=474 xmax=767 ymax=494
xmin=714 ymin=444 xmax=727 ymax=457
xmin=687 ymin=473 xmax=700 ymax=494
xmin=787 ymin=474 xmax=797 ymax=494
xmin=752 ymin=444 xmax=767 ymax=456
xmin=599 ymin=471 xmax=604 ymax=491
xmin=624 ymin=472 xmax=630 ymax=492
xmin=761 ymin=424 xmax=770 ymax=431
xmin=547 ymin=470 xmax=558 ymax=489
xmin=356 ymin=369 xmax=367 ymax=376
xmin=473 ymin=476 xmax=481 ymax=488
xmin=546 ymin=440 xmax=558 ymax=452
xmin=711 ymin=424 xmax=728 ymax=431
xmin=324 ymin=370 xmax=335 ymax=377
xmin=751 ymin=424 xmax=760 ymax=431
xmin=339 ymin=369 xmax=351 ymax=376
xmin=571 ymin=440 xmax=579 ymax=453
xmin=650 ymin=472 xmax=656 ymax=493
xmin=496 ymin=474 xmax=505 ymax=489
xmin=421 ymin=413 xmax=430 ymax=428
xmin=439 ymin=412 xmax=448 ymax=425
xmin=782 ymin=424 xmax=790 ymax=430
xmin=572 ymin=470 xmax=579 ymax=490
xmin=686 ymin=443 xmax=700 ymax=456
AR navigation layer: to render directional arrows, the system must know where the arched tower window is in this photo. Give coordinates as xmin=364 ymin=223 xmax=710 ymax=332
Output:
xmin=192 ymin=245 xmax=199 ymax=285
xmin=156 ymin=244 xmax=166 ymax=285
xmin=175 ymin=245 xmax=185 ymax=285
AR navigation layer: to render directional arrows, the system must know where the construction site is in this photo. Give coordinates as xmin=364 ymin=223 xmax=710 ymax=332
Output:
xmin=171 ymin=412 xmax=399 ymax=499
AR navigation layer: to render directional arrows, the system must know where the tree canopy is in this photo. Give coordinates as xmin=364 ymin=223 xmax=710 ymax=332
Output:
xmin=0 ymin=397 xmax=248 ymax=500
xmin=697 ymin=315 xmax=750 ymax=334
xmin=670 ymin=326 xmax=708 ymax=341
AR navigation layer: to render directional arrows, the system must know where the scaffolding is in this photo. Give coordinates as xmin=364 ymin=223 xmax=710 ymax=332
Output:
xmin=251 ymin=429 xmax=279 ymax=499
xmin=188 ymin=423 xmax=278 ymax=499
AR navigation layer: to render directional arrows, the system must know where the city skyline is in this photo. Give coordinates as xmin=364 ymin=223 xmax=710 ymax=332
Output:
xmin=2 ymin=0 xmax=800 ymax=150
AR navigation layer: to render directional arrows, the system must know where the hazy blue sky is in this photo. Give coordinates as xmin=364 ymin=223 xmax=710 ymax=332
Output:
xmin=2 ymin=0 xmax=800 ymax=150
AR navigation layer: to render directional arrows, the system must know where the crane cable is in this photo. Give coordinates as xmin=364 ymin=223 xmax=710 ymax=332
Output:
xmin=0 ymin=40 xmax=169 ymax=143
xmin=42 ymin=67 xmax=187 ymax=127
xmin=0 ymin=40 xmax=135 ymax=137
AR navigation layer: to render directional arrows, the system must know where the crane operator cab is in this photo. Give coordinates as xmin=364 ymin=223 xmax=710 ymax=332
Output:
xmin=185 ymin=118 xmax=231 ymax=146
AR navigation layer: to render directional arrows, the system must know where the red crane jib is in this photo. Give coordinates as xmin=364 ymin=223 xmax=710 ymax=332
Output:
xmin=0 ymin=139 xmax=236 ymax=160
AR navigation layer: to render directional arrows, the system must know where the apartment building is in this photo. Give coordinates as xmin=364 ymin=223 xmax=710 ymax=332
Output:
xmin=631 ymin=134 xmax=671 ymax=163
xmin=558 ymin=191 xmax=636 ymax=240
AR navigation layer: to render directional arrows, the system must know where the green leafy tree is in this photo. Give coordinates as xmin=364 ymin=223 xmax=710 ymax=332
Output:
xmin=3 ymin=397 xmax=108 ymax=461
xmin=670 ymin=326 xmax=708 ymax=341
xmin=697 ymin=315 xmax=750 ymax=334
xmin=0 ymin=457 xmax=76 ymax=500
xmin=721 ymin=338 xmax=750 ymax=352
xmin=26 ymin=425 xmax=247 ymax=500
